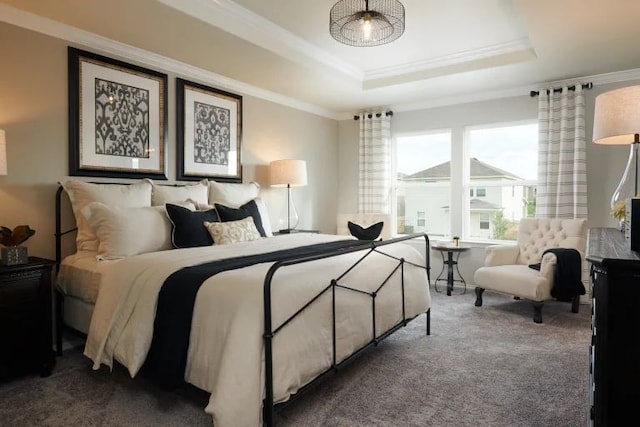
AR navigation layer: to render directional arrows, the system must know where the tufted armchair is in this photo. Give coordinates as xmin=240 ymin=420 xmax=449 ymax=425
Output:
xmin=473 ymin=218 xmax=588 ymax=323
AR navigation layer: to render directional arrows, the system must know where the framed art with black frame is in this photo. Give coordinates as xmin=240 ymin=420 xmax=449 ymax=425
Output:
xmin=68 ymin=47 xmax=168 ymax=179
xmin=176 ymin=78 xmax=242 ymax=182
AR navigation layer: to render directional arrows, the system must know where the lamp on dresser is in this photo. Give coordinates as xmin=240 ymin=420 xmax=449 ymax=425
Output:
xmin=592 ymin=86 xmax=640 ymax=214
xmin=269 ymin=159 xmax=308 ymax=234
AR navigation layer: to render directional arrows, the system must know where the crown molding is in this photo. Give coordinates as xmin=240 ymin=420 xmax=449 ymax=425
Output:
xmin=5 ymin=3 xmax=640 ymax=121
xmin=390 ymin=67 xmax=640 ymax=114
xmin=545 ymin=68 xmax=640 ymax=89
xmin=365 ymin=38 xmax=534 ymax=81
xmin=391 ymin=85 xmax=530 ymax=113
xmin=159 ymin=1 xmax=538 ymax=88
xmin=0 ymin=3 xmax=341 ymax=120
xmin=157 ymin=0 xmax=363 ymax=81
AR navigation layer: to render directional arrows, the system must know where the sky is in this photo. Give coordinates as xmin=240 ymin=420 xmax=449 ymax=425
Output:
xmin=396 ymin=123 xmax=538 ymax=180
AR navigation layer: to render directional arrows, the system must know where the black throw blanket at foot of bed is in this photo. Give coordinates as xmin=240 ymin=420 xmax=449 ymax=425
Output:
xmin=142 ymin=238 xmax=370 ymax=389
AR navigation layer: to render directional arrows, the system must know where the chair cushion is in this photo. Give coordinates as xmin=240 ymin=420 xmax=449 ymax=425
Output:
xmin=474 ymin=265 xmax=552 ymax=301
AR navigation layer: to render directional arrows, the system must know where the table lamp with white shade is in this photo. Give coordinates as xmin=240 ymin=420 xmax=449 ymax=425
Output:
xmin=270 ymin=159 xmax=307 ymax=233
xmin=593 ymin=86 xmax=640 ymax=215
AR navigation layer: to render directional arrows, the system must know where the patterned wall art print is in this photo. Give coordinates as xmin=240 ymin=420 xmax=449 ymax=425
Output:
xmin=68 ymin=47 xmax=168 ymax=179
xmin=176 ymin=78 xmax=242 ymax=182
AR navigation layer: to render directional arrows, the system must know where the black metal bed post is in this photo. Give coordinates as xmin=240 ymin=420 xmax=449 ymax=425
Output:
xmin=55 ymin=186 xmax=63 ymax=273
xmin=424 ymin=233 xmax=431 ymax=336
xmin=331 ymin=279 xmax=337 ymax=370
xmin=262 ymin=264 xmax=277 ymax=427
xmin=54 ymin=186 xmax=64 ymax=356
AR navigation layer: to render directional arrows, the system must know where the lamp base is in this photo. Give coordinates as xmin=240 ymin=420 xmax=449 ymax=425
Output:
xmin=1 ymin=246 xmax=28 ymax=266
xmin=278 ymin=229 xmax=293 ymax=234
xmin=611 ymin=142 xmax=639 ymax=210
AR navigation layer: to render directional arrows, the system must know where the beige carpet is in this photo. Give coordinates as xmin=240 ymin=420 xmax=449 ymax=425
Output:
xmin=0 ymin=288 xmax=591 ymax=426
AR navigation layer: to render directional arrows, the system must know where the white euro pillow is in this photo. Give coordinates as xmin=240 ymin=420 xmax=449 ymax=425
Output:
xmin=207 ymin=181 xmax=272 ymax=236
xmin=208 ymin=181 xmax=260 ymax=207
xmin=81 ymin=202 xmax=173 ymax=259
xmin=147 ymin=178 xmax=209 ymax=206
xmin=61 ymin=180 xmax=152 ymax=252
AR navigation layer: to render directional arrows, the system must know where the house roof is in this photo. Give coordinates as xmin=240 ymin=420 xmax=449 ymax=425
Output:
xmin=469 ymin=198 xmax=501 ymax=210
xmin=441 ymin=198 xmax=501 ymax=211
xmin=402 ymin=158 xmax=523 ymax=181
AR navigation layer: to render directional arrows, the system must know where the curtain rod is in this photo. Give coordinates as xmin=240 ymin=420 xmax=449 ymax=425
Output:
xmin=353 ymin=111 xmax=394 ymax=120
xmin=530 ymin=82 xmax=593 ymax=98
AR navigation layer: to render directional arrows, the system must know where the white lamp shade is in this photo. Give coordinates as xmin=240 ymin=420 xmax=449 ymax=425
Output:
xmin=0 ymin=129 xmax=6 ymax=176
xmin=593 ymin=86 xmax=640 ymax=145
xmin=270 ymin=159 xmax=307 ymax=187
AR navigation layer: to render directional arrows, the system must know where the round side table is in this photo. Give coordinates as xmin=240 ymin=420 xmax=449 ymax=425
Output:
xmin=431 ymin=244 xmax=471 ymax=296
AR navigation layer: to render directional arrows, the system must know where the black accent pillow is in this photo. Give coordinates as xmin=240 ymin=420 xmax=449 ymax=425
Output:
xmin=165 ymin=203 xmax=220 ymax=248
xmin=348 ymin=221 xmax=384 ymax=240
xmin=214 ymin=199 xmax=266 ymax=237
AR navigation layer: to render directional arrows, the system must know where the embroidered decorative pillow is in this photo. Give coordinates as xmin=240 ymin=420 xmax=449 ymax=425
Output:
xmin=348 ymin=221 xmax=384 ymax=240
xmin=215 ymin=199 xmax=267 ymax=237
xmin=204 ymin=217 xmax=262 ymax=245
xmin=165 ymin=203 xmax=219 ymax=248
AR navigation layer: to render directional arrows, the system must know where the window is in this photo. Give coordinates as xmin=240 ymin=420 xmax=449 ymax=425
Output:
xmin=467 ymin=122 xmax=538 ymax=241
xmin=394 ymin=132 xmax=451 ymax=238
xmin=392 ymin=122 xmax=537 ymax=242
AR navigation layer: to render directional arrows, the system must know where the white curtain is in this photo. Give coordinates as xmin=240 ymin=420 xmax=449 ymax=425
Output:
xmin=358 ymin=112 xmax=391 ymax=214
xmin=536 ymin=86 xmax=588 ymax=219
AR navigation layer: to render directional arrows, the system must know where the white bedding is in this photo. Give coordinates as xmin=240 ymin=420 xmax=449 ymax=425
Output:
xmin=84 ymin=233 xmax=430 ymax=427
xmin=57 ymin=251 xmax=105 ymax=304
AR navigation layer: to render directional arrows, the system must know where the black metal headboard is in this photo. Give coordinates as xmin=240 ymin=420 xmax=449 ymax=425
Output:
xmin=55 ymin=185 xmax=77 ymax=273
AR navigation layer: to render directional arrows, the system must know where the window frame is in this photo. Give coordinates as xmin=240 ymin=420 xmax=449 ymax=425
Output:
xmin=462 ymin=119 xmax=538 ymax=242
xmin=391 ymin=129 xmax=452 ymax=239
xmin=391 ymin=120 xmax=537 ymax=243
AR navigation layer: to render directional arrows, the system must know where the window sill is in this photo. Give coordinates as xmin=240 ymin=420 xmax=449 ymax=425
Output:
xmin=391 ymin=234 xmax=516 ymax=247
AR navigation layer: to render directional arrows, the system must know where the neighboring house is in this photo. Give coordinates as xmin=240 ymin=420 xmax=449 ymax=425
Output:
xmin=397 ymin=158 xmax=534 ymax=239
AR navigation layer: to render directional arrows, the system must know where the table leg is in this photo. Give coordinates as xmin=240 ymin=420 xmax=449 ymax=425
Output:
xmin=447 ymin=251 xmax=454 ymax=296
xmin=454 ymin=251 xmax=467 ymax=294
xmin=434 ymin=250 xmax=447 ymax=293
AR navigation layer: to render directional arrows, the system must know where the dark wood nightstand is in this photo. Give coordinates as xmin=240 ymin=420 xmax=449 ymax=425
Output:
xmin=0 ymin=257 xmax=56 ymax=379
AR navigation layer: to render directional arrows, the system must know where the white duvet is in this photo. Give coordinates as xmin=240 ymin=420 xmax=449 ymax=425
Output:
xmin=84 ymin=233 xmax=430 ymax=426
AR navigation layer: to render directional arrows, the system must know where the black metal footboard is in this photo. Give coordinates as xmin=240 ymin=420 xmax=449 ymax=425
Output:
xmin=262 ymin=233 xmax=431 ymax=426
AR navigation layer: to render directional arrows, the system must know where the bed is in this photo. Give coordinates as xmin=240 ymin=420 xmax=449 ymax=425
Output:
xmin=54 ymin=179 xmax=432 ymax=427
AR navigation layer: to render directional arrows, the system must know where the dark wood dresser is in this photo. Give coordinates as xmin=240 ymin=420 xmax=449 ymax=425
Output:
xmin=586 ymin=228 xmax=640 ymax=426
xmin=0 ymin=257 xmax=56 ymax=379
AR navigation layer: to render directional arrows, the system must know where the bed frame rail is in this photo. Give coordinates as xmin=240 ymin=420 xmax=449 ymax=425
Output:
xmin=262 ymin=233 xmax=431 ymax=426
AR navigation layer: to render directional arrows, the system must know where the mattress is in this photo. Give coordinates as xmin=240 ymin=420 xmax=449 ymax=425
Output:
xmin=56 ymin=251 xmax=105 ymax=304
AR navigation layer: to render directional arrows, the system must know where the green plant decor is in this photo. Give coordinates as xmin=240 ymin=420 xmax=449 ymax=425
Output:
xmin=0 ymin=225 xmax=36 ymax=247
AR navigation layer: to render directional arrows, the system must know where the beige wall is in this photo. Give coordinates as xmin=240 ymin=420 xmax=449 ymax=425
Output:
xmin=0 ymin=23 xmax=339 ymax=260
